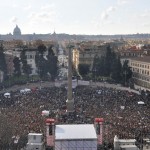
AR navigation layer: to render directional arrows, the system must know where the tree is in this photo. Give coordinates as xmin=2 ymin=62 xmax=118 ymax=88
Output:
xmin=46 ymin=46 xmax=58 ymax=80
xmin=20 ymin=49 xmax=32 ymax=77
xmin=104 ymin=45 xmax=113 ymax=76
xmin=111 ymin=56 xmax=123 ymax=83
xmin=0 ymin=44 xmax=7 ymax=79
xmin=35 ymin=44 xmax=48 ymax=79
xmin=122 ymin=60 xmax=132 ymax=85
xmin=78 ymin=64 xmax=90 ymax=77
xmin=13 ymin=57 xmax=21 ymax=76
xmin=37 ymin=44 xmax=46 ymax=55
xmin=92 ymin=55 xmax=105 ymax=77
xmin=92 ymin=45 xmax=124 ymax=83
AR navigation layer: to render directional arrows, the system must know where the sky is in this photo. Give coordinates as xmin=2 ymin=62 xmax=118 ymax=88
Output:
xmin=0 ymin=0 xmax=150 ymax=35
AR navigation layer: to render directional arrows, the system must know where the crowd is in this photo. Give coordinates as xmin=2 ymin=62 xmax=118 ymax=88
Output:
xmin=0 ymin=84 xmax=149 ymax=149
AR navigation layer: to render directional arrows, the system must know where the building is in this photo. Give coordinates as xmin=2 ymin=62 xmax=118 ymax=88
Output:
xmin=25 ymin=49 xmax=39 ymax=75
xmin=72 ymin=43 xmax=107 ymax=71
xmin=5 ymin=47 xmax=49 ymax=75
xmin=26 ymin=133 xmax=44 ymax=150
xmin=2 ymin=39 xmax=23 ymax=50
xmin=130 ymin=56 xmax=150 ymax=90
xmin=114 ymin=135 xmax=138 ymax=150
xmin=79 ymin=45 xmax=106 ymax=66
xmin=55 ymin=124 xmax=97 ymax=150
xmin=44 ymin=118 xmax=100 ymax=150
xmin=119 ymin=47 xmax=145 ymax=66
xmin=120 ymin=49 xmax=144 ymax=58
xmin=13 ymin=25 xmax=21 ymax=36
xmin=72 ymin=48 xmax=79 ymax=70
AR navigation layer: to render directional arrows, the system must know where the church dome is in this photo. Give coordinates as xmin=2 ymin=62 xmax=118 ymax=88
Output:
xmin=13 ymin=25 xmax=21 ymax=36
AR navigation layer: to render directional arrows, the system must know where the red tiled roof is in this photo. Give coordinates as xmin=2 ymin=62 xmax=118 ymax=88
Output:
xmin=131 ymin=56 xmax=150 ymax=63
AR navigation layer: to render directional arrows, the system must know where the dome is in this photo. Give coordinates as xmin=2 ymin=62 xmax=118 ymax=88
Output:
xmin=13 ymin=25 xmax=21 ymax=36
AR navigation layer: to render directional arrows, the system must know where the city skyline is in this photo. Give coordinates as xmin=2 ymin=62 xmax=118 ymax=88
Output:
xmin=0 ymin=0 xmax=150 ymax=35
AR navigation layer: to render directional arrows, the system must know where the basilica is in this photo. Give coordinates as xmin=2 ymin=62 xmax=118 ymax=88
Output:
xmin=0 ymin=25 xmax=84 ymax=41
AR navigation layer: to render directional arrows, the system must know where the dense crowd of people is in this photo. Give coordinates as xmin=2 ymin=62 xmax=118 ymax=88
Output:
xmin=0 ymin=84 xmax=149 ymax=149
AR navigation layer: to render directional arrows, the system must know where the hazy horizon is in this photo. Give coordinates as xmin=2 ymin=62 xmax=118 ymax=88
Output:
xmin=0 ymin=0 xmax=150 ymax=35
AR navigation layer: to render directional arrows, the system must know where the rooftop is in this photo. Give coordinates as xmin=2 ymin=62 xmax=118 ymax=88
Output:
xmin=55 ymin=124 xmax=97 ymax=140
xmin=131 ymin=56 xmax=150 ymax=63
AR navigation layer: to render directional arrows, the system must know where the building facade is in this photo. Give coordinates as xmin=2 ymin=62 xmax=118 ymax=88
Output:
xmin=72 ymin=48 xmax=79 ymax=70
xmin=76 ymin=45 xmax=107 ymax=70
xmin=130 ymin=56 xmax=150 ymax=90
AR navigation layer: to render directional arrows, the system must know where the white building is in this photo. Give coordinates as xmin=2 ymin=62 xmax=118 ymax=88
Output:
xmin=26 ymin=133 xmax=44 ymax=150
xmin=114 ymin=135 xmax=139 ymax=150
xmin=12 ymin=48 xmax=48 ymax=75
xmin=130 ymin=56 xmax=150 ymax=91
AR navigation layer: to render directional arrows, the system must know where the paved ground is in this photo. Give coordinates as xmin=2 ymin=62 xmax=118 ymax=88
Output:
xmin=91 ymin=81 xmax=140 ymax=94
xmin=0 ymin=81 xmax=55 ymax=94
xmin=0 ymin=80 xmax=140 ymax=95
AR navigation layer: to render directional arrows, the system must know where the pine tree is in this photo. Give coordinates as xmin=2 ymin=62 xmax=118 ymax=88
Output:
xmin=46 ymin=46 xmax=58 ymax=80
xmin=13 ymin=57 xmax=21 ymax=77
xmin=104 ymin=45 xmax=114 ymax=76
xmin=0 ymin=44 xmax=7 ymax=79
xmin=35 ymin=44 xmax=48 ymax=79
xmin=78 ymin=64 xmax=90 ymax=77
xmin=122 ymin=60 xmax=132 ymax=85
xmin=111 ymin=56 xmax=122 ymax=83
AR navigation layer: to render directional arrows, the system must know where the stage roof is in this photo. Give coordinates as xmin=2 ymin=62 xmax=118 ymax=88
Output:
xmin=55 ymin=124 xmax=97 ymax=140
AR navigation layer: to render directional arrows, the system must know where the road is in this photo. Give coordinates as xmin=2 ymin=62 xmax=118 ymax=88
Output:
xmin=0 ymin=81 xmax=55 ymax=94
xmin=91 ymin=81 xmax=140 ymax=94
xmin=0 ymin=80 xmax=140 ymax=95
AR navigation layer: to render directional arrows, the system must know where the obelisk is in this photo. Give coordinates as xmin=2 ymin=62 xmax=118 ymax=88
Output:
xmin=66 ymin=44 xmax=74 ymax=112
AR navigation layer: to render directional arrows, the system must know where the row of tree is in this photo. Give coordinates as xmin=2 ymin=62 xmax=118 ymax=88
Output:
xmin=0 ymin=44 xmax=58 ymax=82
xmin=35 ymin=44 xmax=58 ymax=80
xmin=78 ymin=46 xmax=132 ymax=85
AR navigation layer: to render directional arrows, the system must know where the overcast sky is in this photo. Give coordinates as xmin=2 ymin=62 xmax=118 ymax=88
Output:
xmin=0 ymin=0 xmax=149 ymax=35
